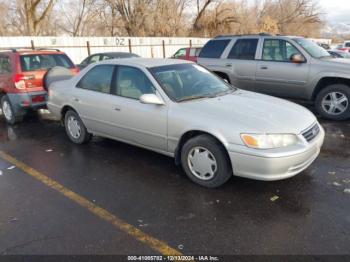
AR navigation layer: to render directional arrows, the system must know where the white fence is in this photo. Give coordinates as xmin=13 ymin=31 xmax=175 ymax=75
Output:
xmin=0 ymin=37 xmax=210 ymax=64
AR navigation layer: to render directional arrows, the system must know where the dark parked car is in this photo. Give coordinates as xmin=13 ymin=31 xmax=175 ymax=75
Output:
xmin=77 ymin=52 xmax=140 ymax=69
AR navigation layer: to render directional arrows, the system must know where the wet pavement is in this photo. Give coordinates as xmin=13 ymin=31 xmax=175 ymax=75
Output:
xmin=0 ymin=109 xmax=349 ymax=256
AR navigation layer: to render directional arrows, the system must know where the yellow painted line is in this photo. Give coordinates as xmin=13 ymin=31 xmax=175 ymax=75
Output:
xmin=0 ymin=150 xmax=182 ymax=256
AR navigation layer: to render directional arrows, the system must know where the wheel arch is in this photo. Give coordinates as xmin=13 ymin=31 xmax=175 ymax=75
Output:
xmin=312 ymin=77 xmax=350 ymax=100
xmin=174 ymin=130 xmax=231 ymax=166
xmin=60 ymin=105 xmax=77 ymax=125
xmin=213 ymin=71 xmax=231 ymax=83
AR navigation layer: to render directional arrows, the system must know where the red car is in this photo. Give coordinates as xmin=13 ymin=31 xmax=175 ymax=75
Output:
xmin=0 ymin=49 xmax=78 ymax=124
xmin=171 ymin=47 xmax=202 ymax=62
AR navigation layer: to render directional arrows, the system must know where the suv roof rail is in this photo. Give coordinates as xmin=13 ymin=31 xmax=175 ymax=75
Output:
xmin=0 ymin=47 xmax=33 ymax=53
xmin=35 ymin=48 xmax=61 ymax=52
xmin=214 ymin=33 xmax=273 ymax=38
xmin=0 ymin=47 xmax=61 ymax=53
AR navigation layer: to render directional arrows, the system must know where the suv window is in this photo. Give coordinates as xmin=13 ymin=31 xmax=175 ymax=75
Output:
xmin=262 ymin=39 xmax=302 ymax=62
xmin=77 ymin=65 xmax=114 ymax=93
xmin=228 ymin=39 xmax=258 ymax=60
xmin=199 ymin=40 xmax=230 ymax=58
xmin=115 ymin=66 xmax=155 ymax=100
xmin=0 ymin=57 xmax=12 ymax=74
xmin=174 ymin=48 xmax=186 ymax=58
xmin=20 ymin=54 xmax=74 ymax=71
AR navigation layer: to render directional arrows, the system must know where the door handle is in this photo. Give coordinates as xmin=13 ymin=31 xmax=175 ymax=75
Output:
xmin=73 ymin=97 xmax=81 ymax=102
xmin=113 ymin=106 xmax=121 ymax=111
xmin=225 ymin=63 xmax=232 ymax=67
xmin=260 ymin=65 xmax=268 ymax=70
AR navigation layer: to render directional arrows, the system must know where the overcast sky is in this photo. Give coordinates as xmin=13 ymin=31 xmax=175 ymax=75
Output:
xmin=319 ymin=0 xmax=350 ymax=24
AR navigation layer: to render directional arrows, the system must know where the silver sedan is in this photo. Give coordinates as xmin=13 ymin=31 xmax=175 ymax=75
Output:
xmin=47 ymin=58 xmax=325 ymax=188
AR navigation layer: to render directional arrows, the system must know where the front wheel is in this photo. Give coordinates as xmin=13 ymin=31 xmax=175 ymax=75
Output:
xmin=315 ymin=84 xmax=350 ymax=120
xmin=181 ymin=134 xmax=232 ymax=188
xmin=64 ymin=110 xmax=91 ymax=144
xmin=1 ymin=95 xmax=23 ymax=125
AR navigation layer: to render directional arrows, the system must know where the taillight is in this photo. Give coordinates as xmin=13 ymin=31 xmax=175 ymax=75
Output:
xmin=13 ymin=74 xmax=35 ymax=89
xmin=13 ymin=74 xmax=26 ymax=89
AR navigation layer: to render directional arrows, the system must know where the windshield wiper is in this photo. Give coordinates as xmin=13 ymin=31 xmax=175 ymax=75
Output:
xmin=177 ymin=94 xmax=216 ymax=102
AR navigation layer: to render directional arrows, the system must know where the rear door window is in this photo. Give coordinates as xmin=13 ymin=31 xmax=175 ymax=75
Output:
xmin=0 ymin=56 xmax=12 ymax=74
xmin=20 ymin=54 xmax=74 ymax=72
xmin=77 ymin=65 xmax=114 ymax=94
xmin=228 ymin=39 xmax=258 ymax=60
xmin=199 ymin=40 xmax=230 ymax=58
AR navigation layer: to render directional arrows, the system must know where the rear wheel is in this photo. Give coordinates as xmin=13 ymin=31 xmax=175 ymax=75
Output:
xmin=1 ymin=95 xmax=23 ymax=125
xmin=315 ymin=84 xmax=350 ymax=120
xmin=181 ymin=134 xmax=232 ymax=188
xmin=64 ymin=110 xmax=91 ymax=144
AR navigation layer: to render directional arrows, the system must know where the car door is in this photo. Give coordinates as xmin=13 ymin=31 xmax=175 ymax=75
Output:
xmin=255 ymin=38 xmax=310 ymax=99
xmin=108 ymin=65 xmax=168 ymax=152
xmin=221 ymin=38 xmax=259 ymax=91
xmin=72 ymin=64 xmax=117 ymax=135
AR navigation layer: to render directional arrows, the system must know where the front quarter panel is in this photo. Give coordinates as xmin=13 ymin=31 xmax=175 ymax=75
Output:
xmin=167 ymin=103 xmax=242 ymax=154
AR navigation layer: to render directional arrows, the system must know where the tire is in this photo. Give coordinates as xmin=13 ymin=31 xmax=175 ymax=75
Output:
xmin=315 ymin=84 xmax=350 ymax=120
xmin=64 ymin=109 xmax=91 ymax=144
xmin=1 ymin=95 xmax=23 ymax=125
xmin=181 ymin=134 xmax=232 ymax=188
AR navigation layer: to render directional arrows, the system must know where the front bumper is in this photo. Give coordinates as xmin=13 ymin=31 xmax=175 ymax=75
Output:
xmin=227 ymin=125 xmax=325 ymax=181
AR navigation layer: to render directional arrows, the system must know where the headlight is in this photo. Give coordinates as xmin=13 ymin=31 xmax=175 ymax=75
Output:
xmin=241 ymin=134 xmax=299 ymax=149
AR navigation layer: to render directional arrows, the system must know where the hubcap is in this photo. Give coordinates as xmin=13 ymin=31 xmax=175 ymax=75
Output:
xmin=322 ymin=92 xmax=348 ymax=115
xmin=2 ymin=101 xmax=13 ymax=121
xmin=187 ymin=146 xmax=217 ymax=180
xmin=67 ymin=116 xmax=81 ymax=139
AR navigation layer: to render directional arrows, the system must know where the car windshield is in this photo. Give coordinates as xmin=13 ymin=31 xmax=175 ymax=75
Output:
xmin=293 ymin=38 xmax=331 ymax=58
xmin=20 ymin=54 xmax=74 ymax=71
xmin=149 ymin=64 xmax=235 ymax=102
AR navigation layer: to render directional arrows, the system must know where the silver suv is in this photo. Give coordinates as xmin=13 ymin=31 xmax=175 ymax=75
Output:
xmin=198 ymin=34 xmax=350 ymax=120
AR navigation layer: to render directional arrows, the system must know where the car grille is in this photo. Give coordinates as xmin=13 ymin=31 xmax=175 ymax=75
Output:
xmin=302 ymin=123 xmax=320 ymax=142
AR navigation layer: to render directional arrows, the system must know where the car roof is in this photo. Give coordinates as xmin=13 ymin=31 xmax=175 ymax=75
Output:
xmin=214 ymin=34 xmax=303 ymax=41
xmin=100 ymin=58 xmax=192 ymax=68
xmin=93 ymin=52 xmax=139 ymax=57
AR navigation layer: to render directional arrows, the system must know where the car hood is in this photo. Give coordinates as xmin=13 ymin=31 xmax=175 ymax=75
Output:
xmin=178 ymin=90 xmax=316 ymax=134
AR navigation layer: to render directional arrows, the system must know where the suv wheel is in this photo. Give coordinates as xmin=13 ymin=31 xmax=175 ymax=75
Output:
xmin=1 ymin=95 xmax=23 ymax=125
xmin=181 ymin=134 xmax=232 ymax=188
xmin=315 ymin=84 xmax=350 ymax=120
xmin=64 ymin=110 xmax=91 ymax=144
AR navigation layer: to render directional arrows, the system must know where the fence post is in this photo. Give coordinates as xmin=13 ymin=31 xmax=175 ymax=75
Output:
xmin=30 ymin=40 xmax=35 ymax=50
xmin=86 ymin=41 xmax=91 ymax=56
xmin=189 ymin=39 xmax=192 ymax=48
xmin=128 ymin=39 xmax=132 ymax=53
xmin=162 ymin=40 xmax=166 ymax=58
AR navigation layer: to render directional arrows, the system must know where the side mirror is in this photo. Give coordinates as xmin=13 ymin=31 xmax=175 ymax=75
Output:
xmin=139 ymin=94 xmax=165 ymax=105
xmin=291 ymin=54 xmax=306 ymax=63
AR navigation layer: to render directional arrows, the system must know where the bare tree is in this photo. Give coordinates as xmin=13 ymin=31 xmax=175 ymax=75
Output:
xmin=190 ymin=0 xmax=215 ymax=36
xmin=59 ymin=0 xmax=99 ymax=36
xmin=22 ymin=0 xmax=56 ymax=35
